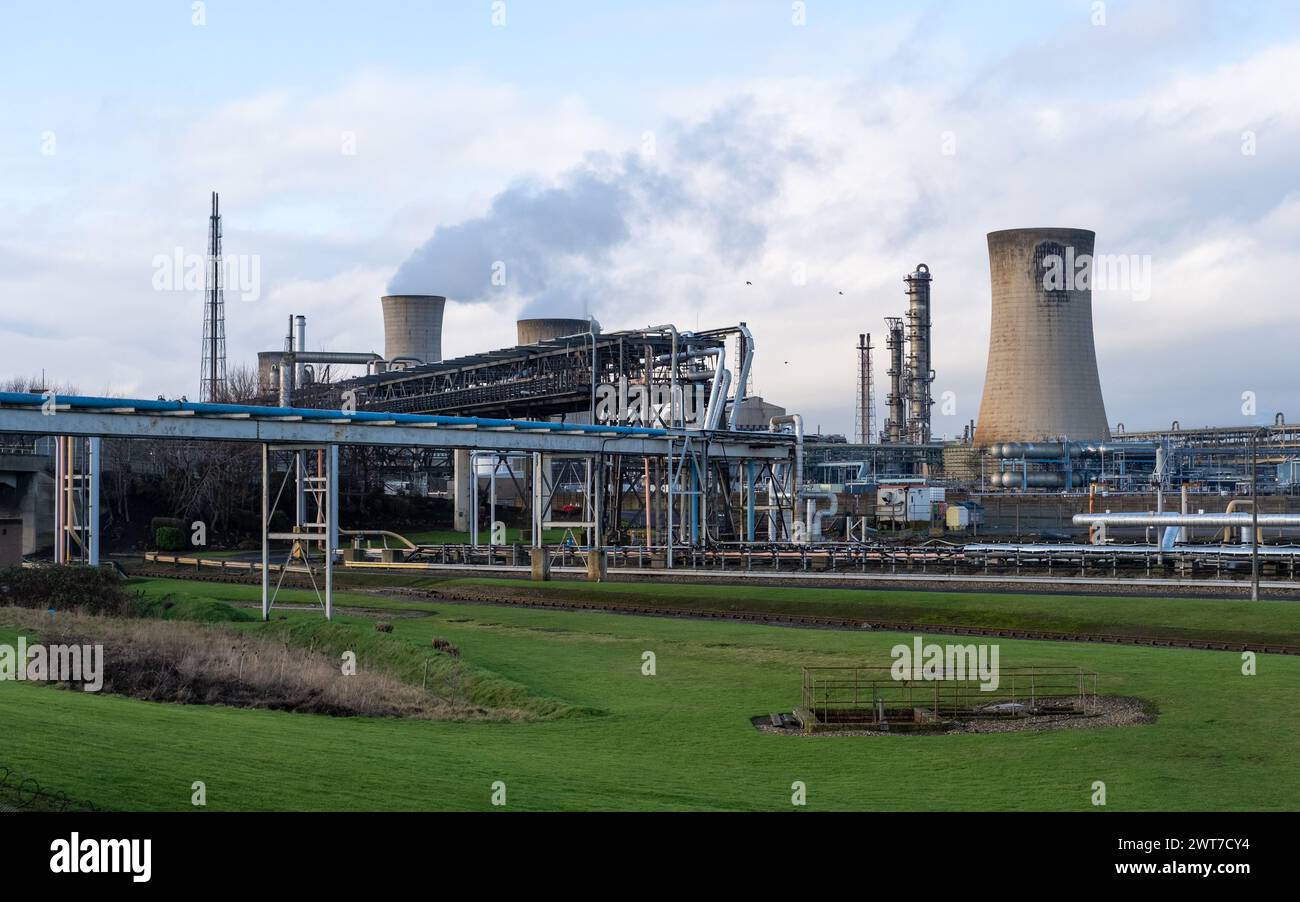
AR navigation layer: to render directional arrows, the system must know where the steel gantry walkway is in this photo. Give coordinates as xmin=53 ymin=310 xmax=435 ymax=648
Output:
xmin=0 ymin=391 xmax=797 ymax=619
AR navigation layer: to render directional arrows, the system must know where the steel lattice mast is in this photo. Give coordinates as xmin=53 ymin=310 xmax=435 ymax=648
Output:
xmin=199 ymin=191 xmax=227 ymax=402
xmin=855 ymin=332 xmax=874 ymax=445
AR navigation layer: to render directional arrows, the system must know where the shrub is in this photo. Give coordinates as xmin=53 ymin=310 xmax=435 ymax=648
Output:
xmin=0 ymin=565 xmax=136 ymax=616
xmin=150 ymin=516 xmax=186 ymax=534
xmin=432 ymin=637 xmax=461 ymax=657
xmin=375 ymin=622 xmax=394 ymax=633
xmin=154 ymin=526 xmax=186 ymax=550
xmin=135 ymin=594 xmax=253 ymax=623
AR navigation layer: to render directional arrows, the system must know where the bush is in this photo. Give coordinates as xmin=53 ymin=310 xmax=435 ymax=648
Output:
xmin=375 ymin=622 xmax=394 ymax=633
xmin=154 ymin=526 xmax=186 ymax=550
xmin=150 ymin=516 xmax=186 ymax=534
xmin=0 ymin=565 xmax=136 ymax=616
xmin=432 ymin=637 xmax=461 ymax=657
xmin=135 ymin=594 xmax=253 ymax=623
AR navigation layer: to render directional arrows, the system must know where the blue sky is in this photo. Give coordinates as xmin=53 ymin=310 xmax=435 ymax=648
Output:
xmin=2 ymin=0 xmax=1299 ymax=434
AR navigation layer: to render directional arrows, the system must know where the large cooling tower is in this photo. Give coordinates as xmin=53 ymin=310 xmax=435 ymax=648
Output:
xmin=381 ymin=295 xmax=445 ymax=365
xmin=516 ymin=318 xmax=595 ymax=346
xmin=974 ymin=228 xmax=1110 ymax=446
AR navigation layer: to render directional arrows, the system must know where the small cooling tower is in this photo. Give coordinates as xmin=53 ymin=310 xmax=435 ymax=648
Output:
xmin=517 ymin=318 xmax=596 ymax=346
xmin=381 ymin=295 xmax=445 ymax=365
xmin=974 ymin=228 xmax=1110 ymax=446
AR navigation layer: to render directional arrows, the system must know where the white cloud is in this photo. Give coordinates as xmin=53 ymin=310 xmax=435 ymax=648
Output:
xmin=3 ymin=29 xmax=1299 ymax=437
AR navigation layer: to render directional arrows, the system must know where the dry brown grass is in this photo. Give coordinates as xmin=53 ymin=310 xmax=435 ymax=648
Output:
xmin=0 ymin=608 xmax=505 ymax=720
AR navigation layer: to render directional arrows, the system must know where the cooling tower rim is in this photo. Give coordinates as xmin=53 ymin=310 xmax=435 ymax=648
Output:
xmin=987 ymin=227 xmax=1096 ymax=241
xmin=516 ymin=316 xmax=594 ymax=326
xmin=381 ymin=294 xmax=447 ymax=302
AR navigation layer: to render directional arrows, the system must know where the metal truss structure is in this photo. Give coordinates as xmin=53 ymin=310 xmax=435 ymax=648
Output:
xmin=52 ymin=435 xmax=101 ymax=566
xmin=0 ymin=391 xmax=798 ymax=619
xmin=294 ymin=327 xmax=736 ymax=423
xmin=261 ymin=444 xmax=338 ymax=620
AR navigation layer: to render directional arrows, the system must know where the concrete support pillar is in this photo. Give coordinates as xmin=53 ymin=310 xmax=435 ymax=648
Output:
xmin=453 ymin=449 xmax=472 ymax=533
xmin=325 ymin=444 xmax=338 ymax=622
xmin=530 ymin=546 xmax=551 ymax=581
xmin=586 ymin=548 xmax=607 ymax=582
xmin=260 ymin=443 xmax=270 ymax=621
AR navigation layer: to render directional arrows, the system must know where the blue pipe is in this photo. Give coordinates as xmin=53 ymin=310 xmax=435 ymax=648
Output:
xmin=0 ymin=391 xmax=669 ymax=438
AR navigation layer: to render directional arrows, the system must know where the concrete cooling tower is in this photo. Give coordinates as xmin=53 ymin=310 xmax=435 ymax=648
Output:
xmin=517 ymin=318 xmax=596 ymax=345
xmin=974 ymin=228 xmax=1111 ymax=446
xmin=381 ymin=295 xmax=445 ymax=365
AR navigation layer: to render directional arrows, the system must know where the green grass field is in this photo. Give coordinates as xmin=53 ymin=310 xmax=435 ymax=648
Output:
xmin=1 ymin=577 xmax=1296 ymax=811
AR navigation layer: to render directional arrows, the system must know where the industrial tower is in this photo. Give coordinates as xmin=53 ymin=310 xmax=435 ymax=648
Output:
xmin=974 ymin=228 xmax=1110 ymax=445
xmin=883 ymin=317 xmax=905 ymax=442
xmin=903 ymin=264 xmax=934 ymax=444
xmin=855 ymin=333 xmax=874 ymax=445
xmin=199 ymin=192 xmax=228 ymax=402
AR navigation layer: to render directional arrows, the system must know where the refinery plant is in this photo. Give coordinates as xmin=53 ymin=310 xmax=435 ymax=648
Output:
xmin=6 ymin=0 xmax=1298 ymax=856
xmin=3 ymin=210 xmax=1300 ymax=589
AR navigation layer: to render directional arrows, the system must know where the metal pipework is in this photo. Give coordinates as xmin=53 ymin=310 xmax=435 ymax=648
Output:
xmin=291 ymin=352 xmax=383 ymax=366
xmin=991 ymin=441 xmax=1158 ymax=459
xmin=729 ymin=322 xmax=754 ymax=431
xmin=644 ymin=325 xmax=680 ymax=427
xmin=995 ymin=470 xmax=1086 ymax=488
xmin=802 ymin=489 xmax=838 ymax=542
xmin=279 ymin=316 xmax=296 ymax=407
xmin=769 ymin=414 xmax=804 ymax=495
xmin=295 ymin=315 xmax=307 ymax=387
xmin=1074 ymin=513 xmax=1300 ymax=528
xmin=278 ymin=349 xmax=385 ymax=407
xmin=657 ymin=346 xmax=730 ymax=430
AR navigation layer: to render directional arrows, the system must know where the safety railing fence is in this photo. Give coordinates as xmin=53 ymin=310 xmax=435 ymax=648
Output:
xmin=801 ymin=665 xmax=1099 ymax=724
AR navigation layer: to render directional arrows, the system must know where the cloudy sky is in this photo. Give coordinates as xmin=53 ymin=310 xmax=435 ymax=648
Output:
xmin=1 ymin=0 xmax=1297 ymax=437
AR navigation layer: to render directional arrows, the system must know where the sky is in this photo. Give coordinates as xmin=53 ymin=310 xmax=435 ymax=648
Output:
xmin=1 ymin=0 xmax=1298 ymax=437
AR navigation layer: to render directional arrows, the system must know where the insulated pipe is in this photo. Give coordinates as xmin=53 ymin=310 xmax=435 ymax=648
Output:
xmin=589 ymin=324 xmax=598 ymax=423
xmin=1073 ymin=513 xmax=1300 ymax=528
xmin=289 ymin=352 xmax=383 ymax=366
xmin=0 ymin=391 xmax=676 ymax=436
xmin=705 ymin=366 xmax=731 ymax=431
xmin=280 ymin=317 xmax=296 ymax=407
xmin=994 ymin=441 xmax=1157 ymax=459
xmin=729 ymin=322 xmax=754 ymax=431
xmin=644 ymin=325 xmax=679 ymax=428
xmin=665 ymin=347 xmax=731 ymax=430
xmin=53 ymin=435 xmax=65 ymax=564
xmin=279 ymin=370 xmax=293 ymax=407
xmin=802 ymin=489 xmax=838 ymax=542
xmin=295 ymin=316 xmax=307 ymax=387
xmin=1222 ymin=499 xmax=1263 ymax=544
xmin=769 ymin=414 xmax=804 ymax=496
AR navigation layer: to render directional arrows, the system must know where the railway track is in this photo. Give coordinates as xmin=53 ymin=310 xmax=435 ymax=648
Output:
xmin=133 ymin=563 xmax=1300 ymax=656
